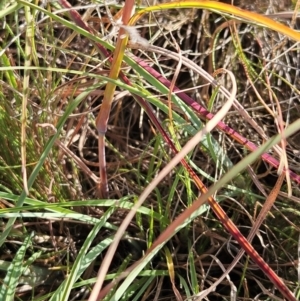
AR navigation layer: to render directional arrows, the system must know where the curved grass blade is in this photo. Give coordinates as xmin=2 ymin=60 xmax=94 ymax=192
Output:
xmin=0 ymin=84 xmax=101 ymax=248
xmin=95 ymin=0 xmax=135 ymax=197
xmin=49 ymin=209 xmax=115 ymax=301
xmin=129 ymin=0 xmax=300 ymax=42
xmin=102 ymin=119 xmax=300 ymax=301
xmin=124 ymin=53 xmax=300 ymax=184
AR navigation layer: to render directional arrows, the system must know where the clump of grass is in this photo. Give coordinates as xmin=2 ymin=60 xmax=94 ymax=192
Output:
xmin=0 ymin=0 xmax=300 ymax=301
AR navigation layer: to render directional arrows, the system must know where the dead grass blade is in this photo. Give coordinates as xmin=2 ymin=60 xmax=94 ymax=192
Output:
xmin=127 ymin=44 xmax=300 ymax=185
xmin=94 ymin=68 xmax=236 ymax=299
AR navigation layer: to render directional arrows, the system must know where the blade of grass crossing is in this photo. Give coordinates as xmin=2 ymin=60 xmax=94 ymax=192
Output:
xmin=129 ymin=1 xmax=300 ymax=41
xmin=106 ymin=120 xmax=300 ymax=301
xmin=0 ymin=52 xmax=18 ymax=89
xmin=0 ymin=2 xmax=22 ymax=18
xmin=165 ymin=246 xmax=183 ymax=301
xmin=102 ymin=254 xmax=135 ymax=301
xmin=188 ymin=239 xmax=199 ymax=295
xmin=147 ymin=205 xmax=154 ymax=248
xmin=131 ymin=276 xmax=156 ymax=301
xmin=177 ymin=274 xmax=192 ymax=299
xmin=16 ymin=0 xmax=235 ymax=178
xmin=49 ymin=207 xmax=116 ymax=301
xmin=0 ymin=86 xmax=99 ymax=248
xmin=125 ymin=52 xmax=300 ymax=183
xmin=124 ymin=54 xmax=234 ymax=171
xmin=21 ymin=2 xmax=34 ymax=194
xmin=0 ymin=233 xmax=32 ymax=301
xmin=95 ymin=0 xmax=135 ymax=197
xmin=0 ymin=193 xmax=169 ymax=226
xmin=108 ymin=203 xmax=218 ymax=301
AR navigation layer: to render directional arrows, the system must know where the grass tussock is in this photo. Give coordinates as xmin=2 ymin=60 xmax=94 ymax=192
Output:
xmin=0 ymin=0 xmax=300 ymax=300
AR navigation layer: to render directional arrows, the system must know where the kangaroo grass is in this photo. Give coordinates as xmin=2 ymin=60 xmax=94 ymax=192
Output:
xmin=1 ymin=0 xmax=300 ymax=300
xmin=97 ymin=119 xmax=300 ymax=301
xmin=65 ymin=1 xmax=300 ymax=299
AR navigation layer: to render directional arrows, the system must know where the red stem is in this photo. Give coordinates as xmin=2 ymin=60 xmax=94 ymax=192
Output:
xmin=57 ymin=3 xmax=299 ymax=300
xmin=133 ymin=56 xmax=300 ymax=184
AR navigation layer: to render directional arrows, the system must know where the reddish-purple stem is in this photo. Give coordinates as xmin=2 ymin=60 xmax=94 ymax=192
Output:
xmin=133 ymin=56 xmax=300 ymax=184
xmin=59 ymin=0 xmax=300 ymax=185
xmin=57 ymin=0 xmax=191 ymax=177
xmin=56 ymin=2 xmax=299 ymax=300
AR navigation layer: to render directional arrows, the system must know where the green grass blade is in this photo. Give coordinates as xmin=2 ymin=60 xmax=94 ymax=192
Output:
xmin=0 ymin=233 xmax=32 ymax=301
xmin=0 ymin=85 xmax=99 ymax=248
xmin=49 ymin=208 xmax=115 ymax=301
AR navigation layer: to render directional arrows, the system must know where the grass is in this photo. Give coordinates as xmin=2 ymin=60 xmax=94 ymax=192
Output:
xmin=0 ymin=0 xmax=300 ymax=300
